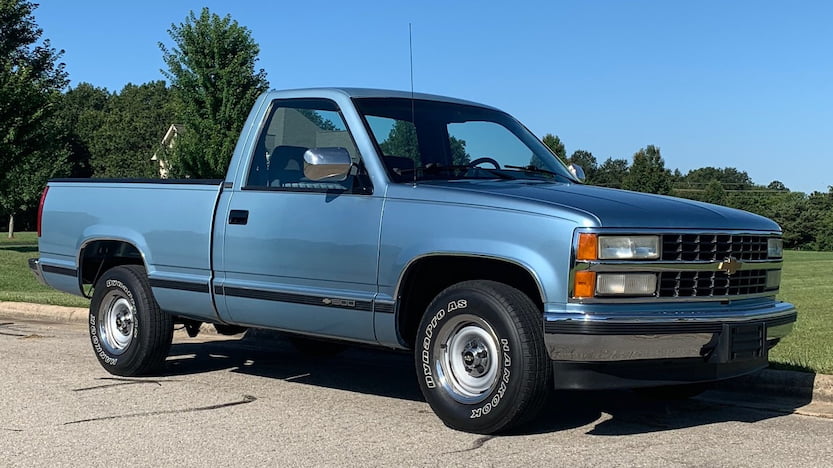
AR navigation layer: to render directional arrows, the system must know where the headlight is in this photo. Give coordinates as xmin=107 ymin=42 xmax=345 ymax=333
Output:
xmin=768 ymin=238 xmax=783 ymax=258
xmin=596 ymin=273 xmax=657 ymax=296
xmin=598 ymin=235 xmax=660 ymax=260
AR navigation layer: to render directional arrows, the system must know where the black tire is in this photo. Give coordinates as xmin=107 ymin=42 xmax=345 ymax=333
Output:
xmin=415 ymin=280 xmax=550 ymax=434
xmin=88 ymin=265 xmax=173 ymax=376
xmin=633 ymin=382 xmax=710 ymax=401
xmin=213 ymin=324 xmax=248 ymax=336
xmin=288 ymin=335 xmax=348 ymax=357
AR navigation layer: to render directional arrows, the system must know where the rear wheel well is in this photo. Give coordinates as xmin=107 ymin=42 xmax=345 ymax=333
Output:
xmin=396 ymin=256 xmax=543 ymax=349
xmin=79 ymin=240 xmax=144 ymax=295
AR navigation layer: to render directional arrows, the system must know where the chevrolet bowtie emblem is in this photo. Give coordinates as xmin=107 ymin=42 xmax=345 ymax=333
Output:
xmin=717 ymin=257 xmax=742 ymax=275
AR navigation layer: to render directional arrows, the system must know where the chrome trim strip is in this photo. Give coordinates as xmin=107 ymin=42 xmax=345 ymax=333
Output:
xmin=545 ymin=311 xmax=796 ymax=334
xmin=575 ymin=260 xmax=782 ymax=273
xmin=546 ymin=300 xmax=795 ymax=324
xmin=573 ymin=228 xmax=783 ymax=237
xmin=571 ymin=292 xmax=778 ymax=304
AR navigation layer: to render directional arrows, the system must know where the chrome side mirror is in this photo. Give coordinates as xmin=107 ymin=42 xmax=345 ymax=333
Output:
xmin=568 ymin=163 xmax=586 ymax=183
xmin=303 ymin=147 xmax=352 ymax=182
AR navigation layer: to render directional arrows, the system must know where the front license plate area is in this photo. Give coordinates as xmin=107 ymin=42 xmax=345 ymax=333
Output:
xmin=724 ymin=323 xmax=765 ymax=362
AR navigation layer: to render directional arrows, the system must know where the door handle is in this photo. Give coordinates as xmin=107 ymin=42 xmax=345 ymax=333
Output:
xmin=228 ymin=210 xmax=249 ymax=225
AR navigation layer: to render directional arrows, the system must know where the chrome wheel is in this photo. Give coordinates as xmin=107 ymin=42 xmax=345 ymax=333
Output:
xmin=434 ymin=314 xmax=501 ymax=404
xmin=97 ymin=291 xmax=135 ymax=355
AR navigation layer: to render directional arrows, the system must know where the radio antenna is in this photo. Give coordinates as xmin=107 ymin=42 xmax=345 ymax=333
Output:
xmin=409 ymin=23 xmax=417 ymax=186
xmin=409 ymin=23 xmax=415 ymax=99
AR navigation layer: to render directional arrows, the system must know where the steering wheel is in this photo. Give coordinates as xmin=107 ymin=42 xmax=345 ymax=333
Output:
xmin=468 ymin=157 xmax=500 ymax=169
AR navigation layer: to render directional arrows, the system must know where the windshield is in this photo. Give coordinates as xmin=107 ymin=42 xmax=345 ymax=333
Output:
xmin=353 ymin=97 xmax=576 ymax=183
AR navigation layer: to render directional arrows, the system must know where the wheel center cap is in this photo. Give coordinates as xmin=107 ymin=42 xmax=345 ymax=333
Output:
xmin=461 ymin=340 xmax=489 ymax=377
xmin=116 ymin=312 xmax=132 ymax=334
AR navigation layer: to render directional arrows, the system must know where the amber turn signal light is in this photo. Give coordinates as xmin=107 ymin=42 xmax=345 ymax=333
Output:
xmin=577 ymin=233 xmax=598 ymax=260
xmin=573 ymin=271 xmax=596 ymax=298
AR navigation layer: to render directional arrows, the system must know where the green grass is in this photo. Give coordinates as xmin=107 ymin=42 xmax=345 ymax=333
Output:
xmin=0 ymin=232 xmax=89 ymax=307
xmin=768 ymin=250 xmax=833 ymax=374
xmin=1 ymin=233 xmax=831 ymax=373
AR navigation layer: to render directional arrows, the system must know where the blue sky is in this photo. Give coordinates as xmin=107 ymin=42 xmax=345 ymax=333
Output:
xmin=35 ymin=1 xmax=832 ymax=194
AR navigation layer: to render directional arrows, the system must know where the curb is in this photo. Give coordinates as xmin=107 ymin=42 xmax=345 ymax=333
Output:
xmin=0 ymin=300 xmax=220 ymax=335
xmin=0 ymin=301 xmax=830 ymax=409
xmin=0 ymin=301 xmax=88 ymax=323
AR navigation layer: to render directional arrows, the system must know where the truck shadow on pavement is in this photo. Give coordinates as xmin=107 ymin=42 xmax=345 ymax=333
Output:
xmin=162 ymin=332 xmax=811 ymax=436
xmin=517 ymin=388 xmax=808 ymax=436
xmin=164 ymin=332 xmax=425 ymax=402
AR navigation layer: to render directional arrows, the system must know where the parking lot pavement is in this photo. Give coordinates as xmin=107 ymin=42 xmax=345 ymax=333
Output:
xmin=1 ymin=318 xmax=832 ymax=467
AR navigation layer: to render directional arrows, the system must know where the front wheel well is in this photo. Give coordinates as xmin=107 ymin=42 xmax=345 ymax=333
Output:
xmin=396 ymin=256 xmax=543 ymax=349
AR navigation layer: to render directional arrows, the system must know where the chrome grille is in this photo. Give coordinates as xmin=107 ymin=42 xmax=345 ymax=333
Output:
xmin=661 ymin=234 xmax=769 ymax=261
xmin=658 ymin=270 xmax=769 ymax=298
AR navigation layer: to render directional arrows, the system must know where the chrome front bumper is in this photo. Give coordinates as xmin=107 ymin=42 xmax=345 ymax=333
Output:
xmin=544 ymin=300 xmax=796 ymax=363
xmin=543 ymin=300 xmax=796 ymax=389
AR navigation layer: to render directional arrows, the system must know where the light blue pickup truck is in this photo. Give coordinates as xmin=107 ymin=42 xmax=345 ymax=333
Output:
xmin=30 ymin=88 xmax=796 ymax=433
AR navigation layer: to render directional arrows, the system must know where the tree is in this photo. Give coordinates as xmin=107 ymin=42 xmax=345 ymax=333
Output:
xmin=89 ymin=81 xmax=175 ymax=178
xmin=160 ymin=8 xmax=269 ymax=178
xmin=0 ymin=0 xmax=69 ymax=237
xmin=542 ymin=134 xmax=566 ymax=160
xmin=679 ymin=166 xmax=754 ymax=191
xmin=702 ymin=180 xmax=728 ymax=205
xmin=622 ymin=145 xmax=672 ymax=195
xmin=379 ymin=120 xmax=420 ymax=164
xmin=56 ymin=83 xmax=111 ymax=178
xmin=0 ymin=132 xmax=69 ymax=236
xmin=767 ymin=180 xmax=788 ymax=191
xmin=594 ymin=158 xmax=629 ymax=189
xmin=449 ymin=136 xmax=470 ymax=166
xmin=567 ymin=150 xmax=597 ymax=182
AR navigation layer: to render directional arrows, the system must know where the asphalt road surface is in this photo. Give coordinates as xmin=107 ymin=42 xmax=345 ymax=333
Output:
xmin=1 ymin=319 xmax=831 ymax=467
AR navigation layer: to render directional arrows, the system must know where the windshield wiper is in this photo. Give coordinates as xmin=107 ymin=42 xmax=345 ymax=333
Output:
xmin=503 ymin=165 xmax=570 ymax=181
xmin=395 ymin=164 xmax=515 ymax=180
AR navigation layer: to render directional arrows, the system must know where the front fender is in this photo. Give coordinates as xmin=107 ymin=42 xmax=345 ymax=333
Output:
xmin=378 ymin=199 xmax=579 ymax=304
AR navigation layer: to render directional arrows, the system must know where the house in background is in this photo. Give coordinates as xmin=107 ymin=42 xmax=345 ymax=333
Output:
xmin=151 ymin=124 xmax=184 ymax=178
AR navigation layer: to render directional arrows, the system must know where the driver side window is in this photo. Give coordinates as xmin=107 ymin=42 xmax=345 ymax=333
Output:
xmin=246 ymin=99 xmax=364 ymax=191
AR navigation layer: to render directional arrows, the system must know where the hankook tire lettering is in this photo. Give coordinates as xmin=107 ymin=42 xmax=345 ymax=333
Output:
xmin=470 ymin=341 xmax=511 ymax=419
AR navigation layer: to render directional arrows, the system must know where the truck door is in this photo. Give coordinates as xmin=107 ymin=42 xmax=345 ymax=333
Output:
xmin=215 ymin=98 xmax=382 ymax=342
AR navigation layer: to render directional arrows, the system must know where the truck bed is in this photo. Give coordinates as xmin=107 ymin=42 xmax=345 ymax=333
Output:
xmin=38 ymin=179 xmax=224 ymax=319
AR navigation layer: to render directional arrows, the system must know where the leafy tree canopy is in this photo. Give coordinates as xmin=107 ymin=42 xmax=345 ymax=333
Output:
xmin=160 ymin=8 xmax=269 ymax=178
xmin=594 ymin=157 xmax=629 ymax=189
xmin=568 ymin=150 xmax=597 ymax=182
xmin=0 ymin=0 xmax=70 ymax=236
xmin=542 ymin=134 xmax=566 ymax=161
xmin=622 ymin=145 xmax=672 ymax=195
xmin=680 ymin=166 xmax=754 ymax=190
xmin=56 ymin=83 xmax=111 ymax=178
xmin=89 ymin=81 xmax=175 ymax=178
xmin=379 ymin=120 xmax=420 ymax=165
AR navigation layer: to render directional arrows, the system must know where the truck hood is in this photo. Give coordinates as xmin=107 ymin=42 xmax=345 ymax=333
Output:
xmin=417 ymin=180 xmax=780 ymax=231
